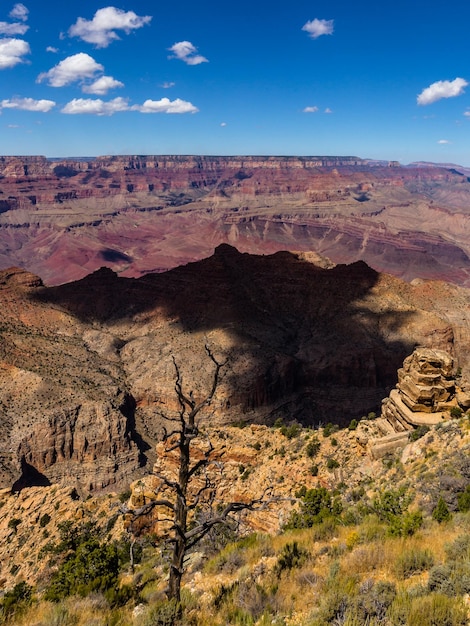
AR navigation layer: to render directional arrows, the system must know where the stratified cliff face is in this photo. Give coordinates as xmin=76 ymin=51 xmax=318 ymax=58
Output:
xmin=0 ymin=155 xmax=468 ymax=286
xmin=0 ymin=245 xmax=469 ymax=493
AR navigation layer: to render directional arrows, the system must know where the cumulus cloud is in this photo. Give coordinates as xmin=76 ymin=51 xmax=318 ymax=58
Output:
xmin=0 ymin=96 xmax=55 ymax=112
xmin=302 ymin=18 xmax=334 ymax=39
xmin=61 ymin=96 xmax=198 ymax=115
xmin=303 ymin=106 xmax=319 ymax=113
xmin=133 ymin=98 xmax=199 ymax=113
xmin=325 ymin=107 xmax=333 ymax=113
xmin=37 ymin=53 xmax=103 ymax=87
xmin=0 ymin=21 xmax=28 ymax=35
xmin=46 ymin=46 xmax=58 ymax=53
xmin=437 ymin=139 xmax=451 ymax=144
xmin=68 ymin=7 xmax=151 ymax=48
xmin=168 ymin=41 xmax=208 ymax=65
xmin=161 ymin=81 xmax=175 ymax=88
xmin=9 ymin=3 xmax=28 ymax=21
xmin=82 ymin=75 xmax=124 ymax=95
xmin=417 ymin=77 xmax=468 ymax=105
xmin=0 ymin=38 xmax=29 ymax=68
xmin=61 ymin=97 xmax=129 ymax=115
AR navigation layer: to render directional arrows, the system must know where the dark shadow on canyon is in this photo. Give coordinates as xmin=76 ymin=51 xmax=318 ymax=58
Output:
xmin=32 ymin=244 xmax=419 ymax=428
xmin=12 ymin=459 xmax=51 ymax=492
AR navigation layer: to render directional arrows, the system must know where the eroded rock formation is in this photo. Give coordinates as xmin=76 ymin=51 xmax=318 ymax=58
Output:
xmin=0 ymin=246 xmax=469 ymax=492
xmin=0 ymin=155 xmax=469 ymax=286
xmin=370 ymin=348 xmax=470 ymax=458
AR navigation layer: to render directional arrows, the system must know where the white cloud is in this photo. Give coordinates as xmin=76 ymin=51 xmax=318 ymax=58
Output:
xmin=0 ymin=21 xmax=28 ymax=35
xmin=303 ymin=106 xmax=319 ymax=113
xmin=220 ymin=122 xmax=227 ymax=126
xmin=0 ymin=97 xmax=55 ymax=112
xmin=161 ymin=81 xmax=175 ymax=88
xmin=133 ymin=98 xmax=199 ymax=114
xmin=68 ymin=7 xmax=151 ymax=48
xmin=437 ymin=139 xmax=451 ymax=144
xmin=302 ymin=18 xmax=334 ymax=39
xmin=417 ymin=77 xmax=468 ymax=105
xmin=7 ymin=124 xmax=20 ymax=127
xmin=61 ymin=97 xmax=129 ymax=116
xmin=46 ymin=46 xmax=58 ymax=53
xmin=9 ymin=4 xmax=28 ymax=21
xmin=0 ymin=37 xmax=29 ymax=68
xmin=61 ymin=96 xmax=198 ymax=115
xmin=168 ymin=41 xmax=208 ymax=65
xmin=82 ymin=75 xmax=124 ymax=95
xmin=325 ymin=107 xmax=333 ymax=113
xmin=37 ymin=53 xmax=103 ymax=87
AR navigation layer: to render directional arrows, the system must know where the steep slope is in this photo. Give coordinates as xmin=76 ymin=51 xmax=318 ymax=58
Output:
xmin=0 ymin=246 xmax=468 ymax=493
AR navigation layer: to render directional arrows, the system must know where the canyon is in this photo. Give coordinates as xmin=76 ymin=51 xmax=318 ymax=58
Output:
xmin=0 ymin=245 xmax=469 ymax=495
xmin=0 ymin=155 xmax=469 ymax=286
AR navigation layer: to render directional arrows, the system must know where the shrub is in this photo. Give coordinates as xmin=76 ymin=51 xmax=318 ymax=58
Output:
xmin=310 ymin=464 xmax=319 ymax=476
xmin=280 ymin=423 xmax=301 ymax=439
xmin=45 ymin=538 xmax=120 ymax=601
xmin=405 ymin=593 xmax=467 ymax=626
xmin=305 ymin=439 xmax=321 ymax=458
xmin=348 ymin=419 xmax=358 ymax=431
xmin=457 ymin=485 xmax=470 ymax=512
xmin=432 ymin=497 xmax=452 ymax=523
xmin=0 ymin=581 xmax=33 ymax=618
xmin=7 ymin=517 xmax=21 ymax=533
xmin=326 ymin=457 xmax=340 ymax=470
xmin=394 ymin=547 xmax=434 ymax=579
xmin=275 ymin=541 xmax=308 ymax=575
xmin=388 ymin=510 xmax=423 ymax=537
xmin=372 ymin=487 xmax=412 ymax=528
xmin=450 ymin=406 xmax=463 ymax=419
xmin=409 ymin=425 xmax=430 ymax=442
xmin=285 ymin=487 xmax=342 ymax=529
xmin=39 ymin=513 xmax=51 ymax=527
xmin=323 ymin=423 xmax=339 ymax=437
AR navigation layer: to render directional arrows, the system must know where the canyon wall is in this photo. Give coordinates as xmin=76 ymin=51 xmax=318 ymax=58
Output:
xmin=0 ymin=155 xmax=468 ymax=286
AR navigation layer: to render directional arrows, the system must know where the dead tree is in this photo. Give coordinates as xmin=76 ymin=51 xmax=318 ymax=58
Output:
xmin=123 ymin=345 xmax=274 ymax=605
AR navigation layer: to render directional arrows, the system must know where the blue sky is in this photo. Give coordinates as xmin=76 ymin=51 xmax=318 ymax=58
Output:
xmin=1 ymin=0 xmax=470 ymax=163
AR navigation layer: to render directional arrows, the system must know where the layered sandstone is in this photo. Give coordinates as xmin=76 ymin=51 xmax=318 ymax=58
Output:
xmin=0 ymin=155 xmax=468 ymax=286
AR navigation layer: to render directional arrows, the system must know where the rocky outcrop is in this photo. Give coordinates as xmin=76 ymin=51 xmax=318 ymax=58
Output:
xmin=370 ymin=348 xmax=468 ymax=458
xmin=381 ymin=348 xmax=461 ymax=428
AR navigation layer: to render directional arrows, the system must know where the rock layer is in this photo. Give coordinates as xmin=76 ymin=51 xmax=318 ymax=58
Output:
xmin=0 ymin=155 xmax=468 ymax=286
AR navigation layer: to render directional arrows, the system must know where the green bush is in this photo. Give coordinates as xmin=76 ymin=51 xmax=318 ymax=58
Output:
xmin=388 ymin=510 xmax=423 ymax=537
xmin=280 ymin=423 xmax=301 ymax=439
xmin=39 ymin=513 xmax=51 ymax=528
xmin=0 ymin=581 xmax=33 ymax=618
xmin=323 ymin=423 xmax=339 ymax=437
xmin=326 ymin=457 xmax=340 ymax=470
xmin=305 ymin=439 xmax=321 ymax=458
xmin=409 ymin=425 xmax=430 ymax=442
xmin=450 ymin=406 xmax=463 ymax=419
xmin=405 ymin=593 xmax=467 ymax=626
xmin=275 ymin=541 xmax=308 ymax=575
xmin=432 ymin=497 xmax=452 ymax=523
xmin=45 ymin=538 xmax=120 ymax=601
xmin=457 ymin=485 xmax=470 ymax=512
xmin=394 ymin=547 xmax=434 ymax=579
xmin=285 ymin=487 xmax=342 ymax=529
xmin=348 ymin=419 xmax=358 ymax=431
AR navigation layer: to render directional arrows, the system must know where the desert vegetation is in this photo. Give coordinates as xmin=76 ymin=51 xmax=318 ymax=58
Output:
xmin=1 ymin=411 xmax=470 ymax=625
